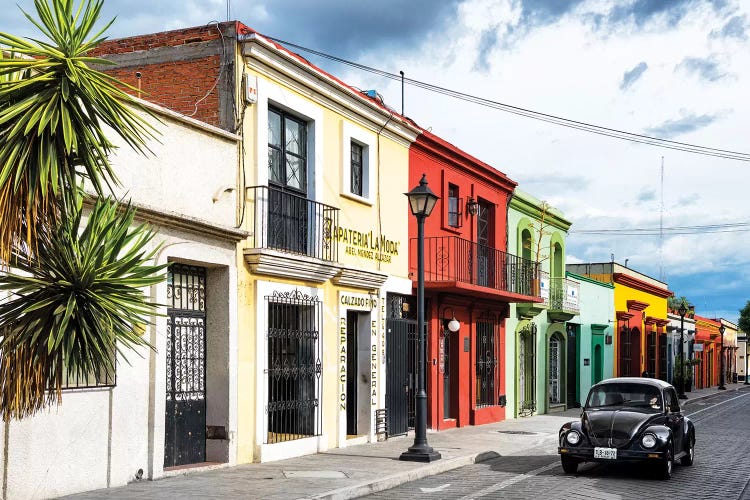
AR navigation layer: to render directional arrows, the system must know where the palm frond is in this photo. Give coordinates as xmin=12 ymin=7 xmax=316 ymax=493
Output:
xmin=0 ymin=192 xmax=166 ymax=421
xmin=0 ymin=0 xmax=159 ymax=264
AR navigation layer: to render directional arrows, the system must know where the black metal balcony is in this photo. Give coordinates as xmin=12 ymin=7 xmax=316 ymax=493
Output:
xmin=247 ymin=185 xmax=339 ymax=262
xmin=412 ymin=236 xmax=538 ymax=297
xmin=540 ymin=271 xmax=580 ymax=321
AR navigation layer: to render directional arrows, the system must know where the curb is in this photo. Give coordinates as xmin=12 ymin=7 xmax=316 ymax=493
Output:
xmin=310 ymin=451 xmax=498 ymax=500
xmin=682 ymin=384 xmax=750 ymax=406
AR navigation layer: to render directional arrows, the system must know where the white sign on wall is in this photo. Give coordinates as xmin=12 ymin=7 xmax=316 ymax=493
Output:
xmin=693 ymin=343 xmax=704 ymax=352
xmin=540 ymin=277 xmax=549 ymax=299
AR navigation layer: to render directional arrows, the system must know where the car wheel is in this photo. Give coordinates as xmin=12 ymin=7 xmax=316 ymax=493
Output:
xmin=561 ymin=454 xmax=578 ymax=474
xmin=657 ymin=443 xmax=673 ymax=480
xmin=681 ymin=435 xmax=695 ymax=466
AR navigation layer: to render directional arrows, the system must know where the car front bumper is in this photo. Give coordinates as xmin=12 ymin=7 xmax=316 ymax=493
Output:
xmin=558 ymin=446 xmax=666 ymax=463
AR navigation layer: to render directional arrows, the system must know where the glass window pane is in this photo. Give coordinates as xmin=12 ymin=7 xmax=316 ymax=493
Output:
xmin=286 ymin=155 xmax=305 ymax=190
xmin=351 ymin=142 xmax=363 ymax=196
xmin=286 ymin=119 xmax=306 ymax=155
xmin=269 ymin=147 xmax=283 ymax=184
xmin=268 ymin=110 xmax=281 ymax=147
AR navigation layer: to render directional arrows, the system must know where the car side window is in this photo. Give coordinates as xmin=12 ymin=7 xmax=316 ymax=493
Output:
xmin=665 ymin=389 xmax=680 ymax=413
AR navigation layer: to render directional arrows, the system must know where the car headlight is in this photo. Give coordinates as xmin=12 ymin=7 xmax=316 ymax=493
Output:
xmin=641 ymin=433 xmax=657 ymax=449
xmin=566 ymin=430 xmax=581 ymax=445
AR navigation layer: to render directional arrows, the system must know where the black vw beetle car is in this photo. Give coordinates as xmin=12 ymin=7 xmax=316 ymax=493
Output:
xmin=558 ymin=377 xmax=695 ymax=479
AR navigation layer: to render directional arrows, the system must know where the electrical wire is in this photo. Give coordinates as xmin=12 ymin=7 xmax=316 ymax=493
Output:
xmin=262 ymin=35 xmax=750 ymax=162
xmin=571 ymin=221 xmax=750 ymax=236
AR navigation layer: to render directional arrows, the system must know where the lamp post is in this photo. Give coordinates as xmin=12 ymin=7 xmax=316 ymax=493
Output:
xmin=718 ymin=324 xmax=727 ymax=390
xmin=745 ymin=334 xmax=749 ymax=385
xmin=677 ymin=303 xmax=688 ymax=399
xmin=400 ymin=174 xmax=441 ymax=463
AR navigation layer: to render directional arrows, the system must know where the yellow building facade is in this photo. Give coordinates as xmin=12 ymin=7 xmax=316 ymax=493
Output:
xmin=235 ymin=34 xmax=419 ymax=463
xmin=567 ymin=263 xmax=672 ymax=379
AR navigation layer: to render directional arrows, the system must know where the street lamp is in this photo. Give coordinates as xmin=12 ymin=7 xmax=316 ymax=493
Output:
xmin=745 ymin=334 xmax=749 ymax=386
xmin=677 ymin=303 xmax=688 ymax=399
xmin=718 ymin=324 xmax=727 ymax=390
xmin=400 ymin=174 xmax=441 ymax=463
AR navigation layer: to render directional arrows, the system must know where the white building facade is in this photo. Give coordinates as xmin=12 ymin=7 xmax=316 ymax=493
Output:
xmin=2 ymin=102 xmax=245 ymax=499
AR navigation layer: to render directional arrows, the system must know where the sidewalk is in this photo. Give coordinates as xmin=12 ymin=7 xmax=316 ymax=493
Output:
xmin=68 ymin=383 xmax=750 ymax=500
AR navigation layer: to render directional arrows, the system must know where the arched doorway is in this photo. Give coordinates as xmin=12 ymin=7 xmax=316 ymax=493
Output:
xmin=517 ymin=322 xmax=537 ymax=416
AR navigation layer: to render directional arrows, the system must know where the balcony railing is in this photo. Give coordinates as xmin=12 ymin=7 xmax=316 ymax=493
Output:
xmin=540 ymin=271 xmax=580 ymax=314
xmin=413 ymin=236 xmax=538 ymax=296
xmin=247 ymin=185 xmax=339 ymax=262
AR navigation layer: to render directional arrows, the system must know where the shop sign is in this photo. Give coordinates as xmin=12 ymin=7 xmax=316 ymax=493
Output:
xmin=340 ymin=295 xmax=377 ymax=309
xmin=693 ymin=343 xmax=704 ymax=352
xmin=339 ymin=317 xmax=347 ymax=411
xmin=329 ymin=223 xmax=401 ymax=263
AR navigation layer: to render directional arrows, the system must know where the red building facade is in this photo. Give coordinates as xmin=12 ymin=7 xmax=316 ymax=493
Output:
xmin=408 ymin=132 xmax=540 ymax=430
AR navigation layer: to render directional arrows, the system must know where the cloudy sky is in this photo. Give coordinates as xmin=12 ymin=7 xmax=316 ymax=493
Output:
xmin=2 ymin=0 xmax=748 ymax=323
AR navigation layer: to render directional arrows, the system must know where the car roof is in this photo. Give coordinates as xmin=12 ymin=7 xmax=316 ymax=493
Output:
xmin=593 ymin=377 xmax=674 ymax=390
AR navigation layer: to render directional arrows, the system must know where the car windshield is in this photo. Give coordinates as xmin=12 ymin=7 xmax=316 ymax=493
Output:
xmin=585 ymin=383 xmax=662 ymax=411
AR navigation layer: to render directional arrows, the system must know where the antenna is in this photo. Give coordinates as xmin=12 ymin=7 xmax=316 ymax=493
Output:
xmin=400 ymin=70 xmax=404 ymax=116
xmin=659 ymin=156 xmax=664 ymax=281
xmin=227 ymin=0 xmax=231 ymax=21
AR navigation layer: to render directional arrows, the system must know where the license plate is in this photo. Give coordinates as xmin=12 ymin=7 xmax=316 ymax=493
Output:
xmin=594 ymin=447 xmax=617 ymax=459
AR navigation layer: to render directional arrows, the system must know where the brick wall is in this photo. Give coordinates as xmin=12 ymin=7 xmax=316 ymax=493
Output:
xmin=104 ymin=56 xmax=222 ymax=127
xmin=91 ymin=24 xmax=234 ymax=128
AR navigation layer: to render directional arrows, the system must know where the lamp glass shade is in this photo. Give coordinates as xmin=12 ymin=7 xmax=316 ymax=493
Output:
xmin=405 ymin=174 xmax=439 ymax=217
xmin=719 ymin=325 xmax=726 ymax=335
xmin=447 ymin=317 xmax=460 ymax=333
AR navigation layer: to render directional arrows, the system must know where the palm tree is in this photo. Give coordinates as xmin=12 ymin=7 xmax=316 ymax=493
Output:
xmin=0 ymin=0 xmax=164 ymax=420
xmin=0 ymin=0 xmax=155 ymax=263
xmin=0 ymin=192 xmax=166 ymax=420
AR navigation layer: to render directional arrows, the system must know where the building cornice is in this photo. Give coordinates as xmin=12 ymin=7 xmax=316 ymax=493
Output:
xmin=614 ymin=273 xmax=672 ymax=298
xmin=566 ymin=271 xmax=615 ymax=289
xmin=509 ymin=189 xmax=571 ymax=231
xmin=411 ymin=133 xmax=516 ymax=194
xmin=83 ymin=197 xmax=247 ymax=242
xmin=242 ymin=36 xmax=420 ymax=147
xmin=627 ymin=299 xmax=650 ymax=312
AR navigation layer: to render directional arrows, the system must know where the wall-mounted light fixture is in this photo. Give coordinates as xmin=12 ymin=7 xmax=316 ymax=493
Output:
xmin=466 ymin=196 xmax=479 ymax=217
xmin=443 ymin=307 xmax=460 ymax=333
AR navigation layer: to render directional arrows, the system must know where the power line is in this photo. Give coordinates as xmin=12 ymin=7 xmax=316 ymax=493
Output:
xmin=263 ymin=35 xmax=750 ymax=162
xmin=571 ymin=221 xmax=750 ymax=235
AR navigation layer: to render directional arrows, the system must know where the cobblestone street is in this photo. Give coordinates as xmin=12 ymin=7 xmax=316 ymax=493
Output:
xmin=367 ymin=389 xmax=750 ymax=500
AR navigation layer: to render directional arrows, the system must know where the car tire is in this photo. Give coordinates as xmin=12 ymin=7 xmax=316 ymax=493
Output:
xmin=561 ymin=454 xmax=578 ymax=474
xmin=657 ymin=443 xmax=673 ymax=480
xmin=681 ymin=435 xmax=695 ymax=466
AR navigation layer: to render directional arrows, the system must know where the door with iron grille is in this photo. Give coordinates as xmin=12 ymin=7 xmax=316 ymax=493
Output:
xmin=518 ymin=323 xmax=536 ymax=416
xmin=346 ymin=311 xmax=358 ymax=436
xmin=385 ymin=294 xmax=417 ymax=436
xmin=476 ymin=314 xmax=498 ymax=408
xmin=659 ymin=334 xmax=668 ymax=381
xmin=647 ymin=330 xmax=657 ymax=377
xmin=549 ymin=335 xmax=562 ymax=405
xmin=165 ymin=264 xmax=207 ymax=468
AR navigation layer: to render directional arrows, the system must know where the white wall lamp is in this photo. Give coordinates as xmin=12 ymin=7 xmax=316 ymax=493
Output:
xmin=443 ymin=307 xmax=460 ymax=333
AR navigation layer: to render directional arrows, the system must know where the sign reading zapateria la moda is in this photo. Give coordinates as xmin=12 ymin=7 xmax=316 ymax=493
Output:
xmin=330 ymin=225 xmax=401 ymax=263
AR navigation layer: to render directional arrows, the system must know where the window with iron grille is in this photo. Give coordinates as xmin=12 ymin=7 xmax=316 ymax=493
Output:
xmin=61 ymin=357 xmax=116 ymax=389
xmin=265 ymin=290 xmax=322 ymax=444
xmin=447 ymin=184 xmax=461 ymax=228
xmin=475 ymin=314 xmax=498 ymax=407
xmin=350 ymin=141 xmax=364 ymax=196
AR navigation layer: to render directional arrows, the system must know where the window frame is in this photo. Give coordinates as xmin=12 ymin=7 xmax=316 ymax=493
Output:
xmin=268 ymin=106 xmax=308 ymax=195
xmin=341 ymin=122 xmax=375 ymax=205
xmin=447 ymin=183 xmax=462 ymax=228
